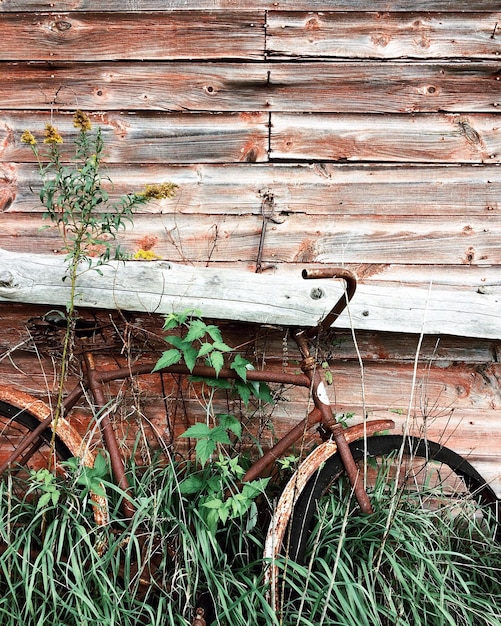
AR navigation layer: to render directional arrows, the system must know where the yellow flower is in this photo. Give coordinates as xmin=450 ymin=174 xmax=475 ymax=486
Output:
xmin=21 ymin=130 xmax=37 ymax=145
xmin=133 ymin=248 xmax=162 ymax=261
xmin=73 ymin=110 xmax=92 ymax=132
xmin=141 ymin=182 xmax=178 ymax=200
xmin=43 ymin=124 xmax=63 ymax=144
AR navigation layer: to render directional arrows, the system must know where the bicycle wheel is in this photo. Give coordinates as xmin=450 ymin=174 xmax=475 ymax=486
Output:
xmin=275 ymin=435 xmax=500 ymax=623
xmin=287 ymin=435 xmax=498 ymax=565
xmin=0 ymin=398 xmax=72 ymax=501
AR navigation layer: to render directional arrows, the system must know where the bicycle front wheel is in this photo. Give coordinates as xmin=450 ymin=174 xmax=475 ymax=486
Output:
xmin=287 ymin=435 xmax=498 ymax=563
xmin=278 ymin=435 xmax=499 ymax=623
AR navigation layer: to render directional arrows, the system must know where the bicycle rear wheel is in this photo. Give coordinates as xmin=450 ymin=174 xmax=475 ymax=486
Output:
xmin=278 ymin=435 xmax=499 ymax=621
xmin=0 ymin=398 xmax=72 ymax=491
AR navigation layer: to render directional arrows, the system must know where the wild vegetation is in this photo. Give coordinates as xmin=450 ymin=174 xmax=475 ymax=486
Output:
xmin=0 ymin=444 xmax=500 ymax=626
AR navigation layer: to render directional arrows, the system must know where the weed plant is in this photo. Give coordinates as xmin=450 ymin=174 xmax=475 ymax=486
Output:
xmin=277 ymin=476 xmax=501 ymax=626
xmin=0 ymin=450 xmax=499 ymax=626
xmin=21 ymin=114 xmax=176 ymax=429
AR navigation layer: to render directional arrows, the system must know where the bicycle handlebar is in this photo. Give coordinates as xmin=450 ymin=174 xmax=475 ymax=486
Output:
xmin=301 ymin=267 xmax=357 ymax=338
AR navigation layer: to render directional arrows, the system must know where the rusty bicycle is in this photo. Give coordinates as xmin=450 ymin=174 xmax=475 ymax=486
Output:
xmin=0 ymin=267 xmax=497 ymax=621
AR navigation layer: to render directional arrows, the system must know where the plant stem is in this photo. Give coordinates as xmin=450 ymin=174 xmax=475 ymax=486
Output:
xmin=50 ymin=239 xmax=81 ymax=454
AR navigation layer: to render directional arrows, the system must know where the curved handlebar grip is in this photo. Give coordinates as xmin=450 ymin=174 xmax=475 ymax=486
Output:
xmin=301 ymin=267 xmax=357 ymax=338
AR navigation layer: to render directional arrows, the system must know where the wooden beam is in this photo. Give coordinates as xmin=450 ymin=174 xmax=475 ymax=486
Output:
xmin=0 ymin=249 xmax=499 ymax=339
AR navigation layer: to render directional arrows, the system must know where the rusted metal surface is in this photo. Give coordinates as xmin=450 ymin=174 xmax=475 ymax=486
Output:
xmin=293 ymin=302 xmax=374 ymax=515
xmin=83 ymin=352 xmax=136 ymax=520
xmin=263 ymin=418 xmax=395 ymax=612
xmin=301 ymin=267 xmax=357 ymax=337
xmin=0 ymin=383 xmax=109 ymax=526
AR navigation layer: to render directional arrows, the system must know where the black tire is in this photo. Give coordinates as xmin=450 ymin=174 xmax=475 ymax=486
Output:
xmin=0 ymin=399 xmax=72 ymax=499
xmin=287 ymin=434 xmax=499 ymax=565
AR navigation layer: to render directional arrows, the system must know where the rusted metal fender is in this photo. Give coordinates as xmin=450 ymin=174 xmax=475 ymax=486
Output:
xmin=0 ymin=384 xmax=108 ymax=527
xmin=263 ymin=419 xmax=394 ymax=612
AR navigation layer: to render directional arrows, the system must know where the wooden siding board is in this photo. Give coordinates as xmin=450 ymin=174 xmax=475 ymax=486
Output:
xmin=0 ymin=12 xmax=265 ymax=61
xmin=0 ymin=304 xmax=497 ymax=365
xmin=4 ymin=163 xmax=500 ymax=217
xmin=3 ymin=11 xmax=499 ymax=62
xmin=1 ymin=2 xmax=501 ymax=12
xmin=267 ymin=62 xmax=501 ymax=114
xmin=1 ymin=61 xmax=500 ymax=113
xmin=267 ymin=12 xmax=501 ymax=59
xmin=0 ymin=62 xmax=270 ymax=112
xmin=1 ymin=213 xmax=500 ymax=266
xmin=1 ymin=112 xmax=269 ymax=164
xmin=271 ymin=113 xmax=501 ymax=163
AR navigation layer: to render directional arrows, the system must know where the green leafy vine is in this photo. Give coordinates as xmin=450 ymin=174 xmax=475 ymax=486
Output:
xmin=154 ymin=310 xmax=274 ymax=531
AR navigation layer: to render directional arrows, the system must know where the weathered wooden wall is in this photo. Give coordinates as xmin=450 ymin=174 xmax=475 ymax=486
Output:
xmin=0 ymin=1 xmax=500 ymax=493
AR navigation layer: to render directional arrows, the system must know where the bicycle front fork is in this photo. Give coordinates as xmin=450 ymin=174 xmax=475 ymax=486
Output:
xmin=294 ymin=330 xmax=373 ymax=515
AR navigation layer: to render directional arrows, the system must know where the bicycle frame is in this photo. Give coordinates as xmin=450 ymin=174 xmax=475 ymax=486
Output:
xmin=0 ymin=267 xmax=393 ymax=519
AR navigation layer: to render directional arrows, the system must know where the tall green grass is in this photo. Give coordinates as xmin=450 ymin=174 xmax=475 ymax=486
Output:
xmin=0 ymin=454 xmax=499 ymax=626
xmin=277 ymin=479 xmax=501 ymax=626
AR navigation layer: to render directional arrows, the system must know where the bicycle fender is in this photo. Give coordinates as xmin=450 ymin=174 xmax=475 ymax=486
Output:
xmin=263 ymin=418 xmax=394 ymax=611
xmin=0 ymin=384 xmax=109 ymax=527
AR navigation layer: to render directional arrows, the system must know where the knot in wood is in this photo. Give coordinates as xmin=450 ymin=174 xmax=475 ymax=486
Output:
xmin=0 ymin=270 xmax=15 ymax=289
xmin=310 ymin=287 xmax=324 ymax=300
xmin=53 ymin=20 xmax=72 ymax=32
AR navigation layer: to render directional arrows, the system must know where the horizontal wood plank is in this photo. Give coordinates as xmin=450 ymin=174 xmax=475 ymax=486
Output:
xmin=2 ymin=112 xmax=269 ymax=164
xmin=1 ymin=1 xmax=500 ymax=11
xmin=2 ymin=11 xmax=498 ymax=61
xmin=0 ymin=12 xmax=265 ymax=61
xmin=0 ymin=62 xmax=269 ymax=112
xmin=0 ymin=62 xmax=500 ymax=113
xmin=0 ymin=303 xmax=498 ymax=365
xmin=266 ymin=62 xmax=501 ymax=113
xmin=4 ymin=111 xmax=500 ymax=165
xmin=0 ymin=249 xmax=499 ymax=339
xmin=1 ymin=212 xmax=500 ymax=266
xmin=4 ymin=163 xmax=500 ymax=217
xmin=271 ymin=113 xmax=501 ymax=163
xmin=267 ymin=12 xmax=501 ymax=59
